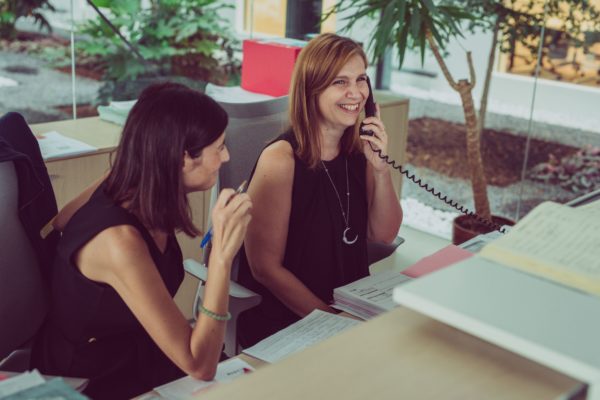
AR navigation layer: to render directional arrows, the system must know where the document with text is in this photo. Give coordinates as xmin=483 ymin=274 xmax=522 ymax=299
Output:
xmin=243 ymin=310 xmax=360 ymax=363
xmin=36 ymin=131 xmax=98 ymax=160
xmin=480 ymin=201 xmax=600 ymax=296
xmin=333 ymin=269 xmax=412 ymax=319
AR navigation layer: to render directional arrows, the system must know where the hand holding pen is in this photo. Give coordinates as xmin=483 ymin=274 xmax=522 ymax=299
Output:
xmin=201 ymin=181 xmax=252 ymax=264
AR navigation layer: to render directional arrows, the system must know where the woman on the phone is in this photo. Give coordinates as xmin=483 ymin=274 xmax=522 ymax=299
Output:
xmin=237 ymin=33 xmax=402 ymax=347
xmin=32 ymin=83 xmax=252 ymax=399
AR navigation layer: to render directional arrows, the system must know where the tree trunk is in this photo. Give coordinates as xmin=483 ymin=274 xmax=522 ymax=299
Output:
xmin=426 ymin=32 xmax=492 ymax=220
xmin=477 ymin=17 xmax=500 ymax=136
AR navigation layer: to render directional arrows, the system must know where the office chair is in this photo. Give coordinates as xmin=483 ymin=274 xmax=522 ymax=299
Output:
xmin=184 ymin=93 xmax=290 ymax=357
xmin=0 ymin=112 xmax=58 ymax=371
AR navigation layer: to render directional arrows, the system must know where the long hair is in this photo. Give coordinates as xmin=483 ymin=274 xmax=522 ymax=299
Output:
xmin=289 ymin=33 xmax=367 ymax=169
xmin=104 ymin=82 xmax=228 ymax=236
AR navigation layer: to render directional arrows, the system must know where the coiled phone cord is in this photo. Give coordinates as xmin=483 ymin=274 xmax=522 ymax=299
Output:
xmin=367 ymin=142 xmax=507 ymax=234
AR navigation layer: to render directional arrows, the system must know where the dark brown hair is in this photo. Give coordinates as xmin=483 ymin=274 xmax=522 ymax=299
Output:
xmin=105 ymin=82 xmax=227 ymax=236
xmin=289 ymin=33 xmax=367 ymax=169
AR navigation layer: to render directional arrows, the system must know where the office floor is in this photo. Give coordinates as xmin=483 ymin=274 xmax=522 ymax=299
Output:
xmin=370 ymin=225 xmax=450 ymax=275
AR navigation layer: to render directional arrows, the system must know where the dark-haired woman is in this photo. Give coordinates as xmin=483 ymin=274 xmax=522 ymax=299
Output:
xmin=237 ymin=33 xmax=402 ymax=347
xmin=32 ymin=83 xmax=252 ymax=399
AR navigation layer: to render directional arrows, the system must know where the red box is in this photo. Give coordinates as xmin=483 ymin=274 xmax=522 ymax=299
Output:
xmin=241 ymin=39 xmax=306 ymax=97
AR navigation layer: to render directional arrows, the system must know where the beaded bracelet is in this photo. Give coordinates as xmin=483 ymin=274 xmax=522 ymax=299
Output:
xmin=199 ymin=305 xmax=231 ymax=321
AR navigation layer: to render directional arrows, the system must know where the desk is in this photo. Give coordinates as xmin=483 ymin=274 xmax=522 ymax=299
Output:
xmin=29 ymin=117 xmax=209 ymax=318
xmin=196 ymin=307 xmax=581 ymax=400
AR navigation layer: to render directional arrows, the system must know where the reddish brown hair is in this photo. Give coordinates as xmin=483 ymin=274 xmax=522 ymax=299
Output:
xmin=289 ymin=33 xmax=367 ymax=169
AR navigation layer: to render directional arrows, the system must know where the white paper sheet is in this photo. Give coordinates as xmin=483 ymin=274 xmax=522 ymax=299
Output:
xmin=334 ymin=269 xmax=412 ymax=314
xmin=36 ymin=131 xmax=98 ymax=160
xmin=154 ymin=358 xmax=254 ymax=400
xmin=242 ymin=310 xmax=360 ymax=363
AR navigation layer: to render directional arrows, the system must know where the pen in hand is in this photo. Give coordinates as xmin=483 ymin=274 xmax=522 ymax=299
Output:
xmin=200 ymin=180 xmax=248 ymax=249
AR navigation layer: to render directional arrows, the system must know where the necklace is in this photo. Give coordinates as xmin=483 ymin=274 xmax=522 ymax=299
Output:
xmin=321 ymin=157 xmax=357 ymax=245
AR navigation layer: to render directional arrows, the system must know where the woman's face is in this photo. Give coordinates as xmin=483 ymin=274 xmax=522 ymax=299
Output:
xmin=182 ymin=132 xmax=230 ymax=192
xmin=317 ymin=54 xmax=368 ymax=134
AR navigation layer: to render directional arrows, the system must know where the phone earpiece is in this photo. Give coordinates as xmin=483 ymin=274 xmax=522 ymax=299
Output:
xmin=360 ymin=76 xmax=376 ymax=137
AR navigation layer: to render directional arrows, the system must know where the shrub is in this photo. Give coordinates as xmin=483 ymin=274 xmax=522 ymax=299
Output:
xmin=529 ymin=146 xmax=600 ymax=194
xmin=0 ymin=0 xmax=55 ymax=39
xmin=77 ymin=0 xmax=239 ymax=84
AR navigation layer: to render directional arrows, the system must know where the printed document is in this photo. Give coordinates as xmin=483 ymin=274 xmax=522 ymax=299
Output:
xmin=480 ymin=201 xmax=600 ymax=296
xmin=333 ymin=269 xmax=412 ymax=319
xmin=154 ymin=358 xmax=254 ymax=400
xmin=36 ymin=131 xmax=98 ymax=160
xmin=243 ymin=310 xmax=360 ymax=363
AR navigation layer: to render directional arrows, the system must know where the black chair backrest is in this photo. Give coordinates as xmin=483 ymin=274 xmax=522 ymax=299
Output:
xmin=0 ymin=112 xmax=57 ymax=361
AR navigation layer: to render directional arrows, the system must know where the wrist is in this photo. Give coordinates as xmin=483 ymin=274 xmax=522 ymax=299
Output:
xmin=373 ymin=166 xmax=391 ymax=179
xmin=207 ymin=250 xmax=233 ymax=270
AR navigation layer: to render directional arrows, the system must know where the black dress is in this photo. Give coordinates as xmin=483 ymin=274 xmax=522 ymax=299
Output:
xmin=32 ymin=184 xmax=185 ymax=399
xmin=237 ymin=130 xmax=369 ymax=347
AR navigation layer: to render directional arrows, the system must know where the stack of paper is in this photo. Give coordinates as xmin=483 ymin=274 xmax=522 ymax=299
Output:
xmin=243 ymin=310 xmax=360 ymax=363
xmin=97 ymin=100 xmax=136 ymax=126
xmin=0 ymin=370 xmax=87 ymax=399
xmin=154 ymin=358 xmax=254 ymax=400
xmin=36 ymin=131 xmax=98 ymax=161
xmin=332 ymin=269 xmax=412 ymax=320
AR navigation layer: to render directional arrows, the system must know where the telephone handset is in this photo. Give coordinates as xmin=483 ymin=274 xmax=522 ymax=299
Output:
xmin=360 ymin=77 xmax=505 ymax=233
xmin=359 ymin=77 xmax=377 ymax=136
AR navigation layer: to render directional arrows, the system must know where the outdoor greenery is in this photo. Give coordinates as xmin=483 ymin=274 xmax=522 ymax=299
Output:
xmin=0 ymin=0 xmax=55 ymax=39
xmin=332 ymin=0 xmax=492 ymax=222
xmin=77 ymin=0 xmax=239 ymax=83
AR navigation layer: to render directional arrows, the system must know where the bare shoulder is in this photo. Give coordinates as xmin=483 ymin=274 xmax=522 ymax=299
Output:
xmin=77 ymin=224 xmax=153 ymax=282
xmin=260 ymin=140 xmax=294 ymax=167
xmin=253 ymin=140 xmax=294 ymax=183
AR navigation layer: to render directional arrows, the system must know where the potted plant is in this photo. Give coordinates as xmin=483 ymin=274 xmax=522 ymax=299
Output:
xmin=334 ymin=0 xmax=600 ymax=242
xmin=334 ymin=0 xmax=508 ymax=243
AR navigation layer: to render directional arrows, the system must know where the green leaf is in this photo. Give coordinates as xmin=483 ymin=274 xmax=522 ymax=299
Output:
xmin=410 ymin=7 xmax=421 ymax=38
xmin=419 ymin=0 xmax=436 ymax=14
xmin=396 ymin=24 xmax=409 ymax=67
xmin=176 ymin=22 xmax=199 ymax=42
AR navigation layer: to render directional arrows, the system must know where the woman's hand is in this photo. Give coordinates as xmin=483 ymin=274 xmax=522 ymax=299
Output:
xmin=360 ymin=104 xmax=389 ymax=174
xmin=210 ymin=189 xmax=252 ymax=265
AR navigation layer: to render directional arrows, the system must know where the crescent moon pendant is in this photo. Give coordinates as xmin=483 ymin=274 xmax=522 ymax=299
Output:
xmin=343 ymin=227 xmax=358 ymax=245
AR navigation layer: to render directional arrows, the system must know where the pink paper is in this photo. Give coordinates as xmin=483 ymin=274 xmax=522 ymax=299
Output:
xmin=402 ymin=245 xmax=474 ymax=278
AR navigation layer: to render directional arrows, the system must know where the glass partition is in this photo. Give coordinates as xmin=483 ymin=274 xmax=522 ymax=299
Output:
xmin=3 ymin=0 xmax=597 ymax=235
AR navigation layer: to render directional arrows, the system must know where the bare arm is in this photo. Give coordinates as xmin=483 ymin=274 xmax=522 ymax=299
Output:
xmin=53 ymin=172 xmax=109 ymax=232
xmin=75 ymin=190 xmax=252 ymax=380
xmin=361 ymin=105 xmax=403 ymax=243
xmin=244 ymin=141 xmax=336 ymax=317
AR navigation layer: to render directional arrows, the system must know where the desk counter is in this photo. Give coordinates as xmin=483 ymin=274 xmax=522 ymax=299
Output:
xmin=198 ymin=307 xmax=581 ymax=400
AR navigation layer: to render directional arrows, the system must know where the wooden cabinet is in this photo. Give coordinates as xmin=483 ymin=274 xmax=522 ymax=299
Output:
xmin=374 ymin=91 xmax=409 ymax=198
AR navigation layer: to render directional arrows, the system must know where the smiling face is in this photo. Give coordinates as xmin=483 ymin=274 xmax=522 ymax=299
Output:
xmin=181 ymin=132 xmax=230 ymax=192
xmin=317 ymin=54 xmax=368 ymax=136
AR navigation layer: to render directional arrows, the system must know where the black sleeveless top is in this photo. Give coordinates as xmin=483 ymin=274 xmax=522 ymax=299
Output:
xmin=32 ymin=183 xmax=185 ymax=399
xmin=237 ymin=130 xmax=369 ymax=347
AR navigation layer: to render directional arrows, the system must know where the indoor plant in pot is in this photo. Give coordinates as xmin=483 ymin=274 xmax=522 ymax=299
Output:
xmin=333 ymin=0 xmax=512 ymax=243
